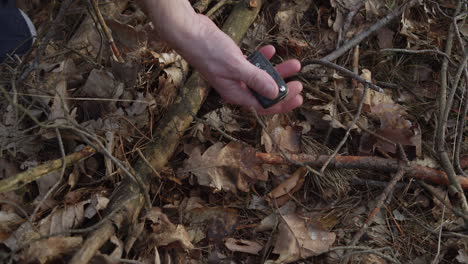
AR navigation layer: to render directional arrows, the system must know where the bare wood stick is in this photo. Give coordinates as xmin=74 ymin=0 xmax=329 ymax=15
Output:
xmin=206 ymin=0 xmax=238 ymax=18
xmin=348 ymin=161 xmax=407 ymax=245
xmin=343 ymin=145 xmax=409 ymax=263
xmin=302 ymin=0 xmax=420 ymax=71
xmin=31 ymin=128 xmax=67 ymax=221
xmin=453 ymin=16 xmax=468 ymax=176
xmin=0 ymin=146 xmax=95 ymax=194
xmin=418 ymin=180 xmax=468 ymax=222
xmin=381 ymin=48 xmax=454 ymax=64
xmin=90 ymin=0 xmax=124 ymax=62
xmin=70 ymin=2 xmax=264 ymax=263
xmin=454 ymin=70 xmax=468 ymax=175
xmin=254 ymin=152 xmax=468 ymax=190
xmin=435 ymin=0 xmax=468 ymax=221
xmin=320 ymin=83 xmax=368 ymax=173
xmin=302 ymin=59 xmax=384 ymax=92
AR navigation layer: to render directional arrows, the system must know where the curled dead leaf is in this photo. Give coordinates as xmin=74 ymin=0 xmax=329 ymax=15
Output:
xmin=268 ymin=214 xmax=336 ymax=263
xmin=0 ymin=211 xmax=24 ymax=243
xmin=146 ymin=208 xmax=194 ymax=250
xmin=267 ymin=167 xmax=307 ymax=206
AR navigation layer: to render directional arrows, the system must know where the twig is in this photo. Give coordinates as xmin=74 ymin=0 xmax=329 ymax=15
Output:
xmin=346 ymin=147 xmax=408 ymax=254
xmin=89 ymin=0 xmax=124 ymax=62
xmin=254 ymin=153 xmax=468 ymax=189
xmin=435 ymin=0 xmax=468 ymax=226
xmin=251 ymin=108 xmax=322 ymax=178
xmin=302 ymin=0 xmax=420 ymax=67
xmin=0 ymin=199 xmax=35 ymax=230
xmin=454 ymin=69 xmax=468 ymax=175
xmin=206 ymin=0 xmax=238 ymax=18
xmin=17 ymin=0 xmax=74 ymax=82
xmin=192 ymin=115 xmax=239 ymax=142
xmin=30 ymin=128 xmax=67 ymax=221
xmin=452 ymin=18 xmax=468 ymax=176
xmin=431 ymin=205 xmax=445 ymax=264
xmin=0 ymin=146 xmax=95 ymax=193
xmin=71 ymin=127 xmax=152 ymax=210
xmin=338 ymin=1 xmax=364 ymax=47
xmin=302 ymin=59 xmax=384 ymax=92
xmin=418 ymin=180 xmax=468 ymax=223
xmin=329 ymin=246 xmax=400 ymax=264
xmin=443 ymin=53 xmax=467 ymax=128
xmin=320 ymin=83 xmax=368 ymax=173
xmin=381 ymin=48 xmax=454 ymax=64
xmin=136 ymin=148 xmax=181 ymax=185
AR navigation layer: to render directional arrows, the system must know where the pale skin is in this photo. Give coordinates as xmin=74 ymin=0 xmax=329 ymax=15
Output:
xmin=139 ymin=0 xmax=303 ymax=114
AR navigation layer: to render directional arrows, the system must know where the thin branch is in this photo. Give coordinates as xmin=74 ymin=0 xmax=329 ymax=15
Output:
xmin=206 ymin=0 xmax=238 ymax=18
xmin=31 ymin=128 xmax=67 ymax=221
xmin=434 ymin=0 xmax=468 ymax=227
xmin=254 ymin=152 xmax=468 ymax=190
xmin=347 ymin=150 xmax=408 ymax=249
xmin=432 ymin=201 xmax=444 ymax=264
xmin=418 ymin=180 xmax=468 ymax=223
xmin=0 ymin=146 xmax=95 ymax=193
xmin=89 ymin=0 xmax=124 ymax=62
xmin=329 ymin=246 xmax=400 ymax=264
xmin=320 ymin=83 xmax=368 ymax=173
xmin=303 ymin=0 xmax=420 ymax=66
xmin=381 ymin=48 xmax=454 ymax=65
xmin=302 ymin=59 xmax=384 ymax=92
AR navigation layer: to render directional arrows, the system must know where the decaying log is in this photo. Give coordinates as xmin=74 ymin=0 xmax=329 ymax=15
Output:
xmin=70 ymin=2 xmax=263 ymax=263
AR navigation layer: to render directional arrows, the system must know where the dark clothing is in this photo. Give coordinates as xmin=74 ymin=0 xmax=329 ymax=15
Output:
xmin=0 ymin=0 xmax=35 ymax=62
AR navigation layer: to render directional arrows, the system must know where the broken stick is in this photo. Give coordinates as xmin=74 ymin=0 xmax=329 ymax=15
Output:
xmin=0 ymin=146 xmax=96 ymax=194
xmin=255 ymin=152 xmax=468 ymax=190
xmin=70 ymin=2 xmax=263 ymax=263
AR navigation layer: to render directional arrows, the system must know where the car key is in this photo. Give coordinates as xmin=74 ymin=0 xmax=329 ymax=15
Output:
xmin=247 ymin=51 xmax=288 ymax=108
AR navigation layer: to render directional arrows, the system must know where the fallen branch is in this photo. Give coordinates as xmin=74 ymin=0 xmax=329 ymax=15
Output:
xmin=70 ymin=2 xmax=263 ymax=263
xmin=254 ymin=152 xmax=468 ymax=190
xmin=90 ymin=0 xmax=124 ymax=62
xmin=0 ymin=146 xmax=95 ymax=194
xmin=302 ymin=0 xmax=420 ymax=72
xmin=302 ymin=59 xmax=384 ymax=92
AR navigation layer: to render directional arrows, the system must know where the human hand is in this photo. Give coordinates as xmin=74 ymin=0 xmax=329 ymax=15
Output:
xmin=171 ymin=14 xmax=303 ymax=115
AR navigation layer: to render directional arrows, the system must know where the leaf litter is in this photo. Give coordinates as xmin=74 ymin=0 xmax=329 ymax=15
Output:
xmin=0 ymin=0 xmax=467 ymax=263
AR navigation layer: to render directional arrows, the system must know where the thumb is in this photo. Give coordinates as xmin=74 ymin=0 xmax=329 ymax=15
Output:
xmin=239 ymin=61 xmax=279 ymax=99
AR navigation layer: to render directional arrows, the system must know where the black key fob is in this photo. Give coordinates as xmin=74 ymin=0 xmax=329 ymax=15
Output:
xmin=247 ymin=51 xmax=288 ymax=108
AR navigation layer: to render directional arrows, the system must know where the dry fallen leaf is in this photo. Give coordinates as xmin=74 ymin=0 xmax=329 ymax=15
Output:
xmin=255 ymin=201 xmax=296 ymax=232
xmin=225 ymin=238 xmax=263 ymax=255
xmin=183 ymin=141 xmax=265 ymax=192
xmin=377 ymin=27 xmax=394 ymax=49
xmin=261 ymin=115 xmax=302 ymax=154
xmin=21 ymin=236 xmax=82 ymax=264
xmin=183 ymin=206 xmax=238 ymax=243
xmin=146 ymin=208 xmax=194 ymax=250
xmin=267 ymin=167 xmax=307 ymax=206
xmin=456 ymin=249 xmax=468 ymax=264
xmin=354 ymin=69 xmax=421 ymax=157
xmin=267 ymin=214 xmax=335 ymax=264
xmin=0 ymin=211 xmax=24 ymax=243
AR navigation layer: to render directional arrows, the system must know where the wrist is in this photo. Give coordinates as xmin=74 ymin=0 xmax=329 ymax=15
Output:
xmin=143 ymin=0 xmax=199 ymax=50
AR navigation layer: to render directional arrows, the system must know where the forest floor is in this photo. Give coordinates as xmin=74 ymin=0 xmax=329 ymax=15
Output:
xmin=0 ymin=0 xmax=467 ymax=263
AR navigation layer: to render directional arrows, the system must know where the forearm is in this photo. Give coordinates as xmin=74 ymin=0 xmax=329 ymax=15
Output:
xmin=138 ymin=0 xmax=198 ymax=50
